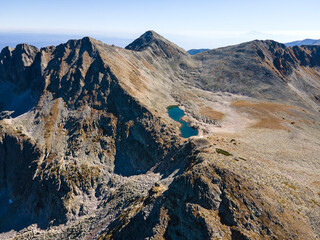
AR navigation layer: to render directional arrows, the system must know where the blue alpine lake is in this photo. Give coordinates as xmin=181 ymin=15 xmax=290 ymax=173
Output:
xmin=167 ymin=105 xmax=198 ymax=138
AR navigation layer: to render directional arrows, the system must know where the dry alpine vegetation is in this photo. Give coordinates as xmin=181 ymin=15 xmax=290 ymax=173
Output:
xmin=0 ymin=30 xmax=319 ymax=239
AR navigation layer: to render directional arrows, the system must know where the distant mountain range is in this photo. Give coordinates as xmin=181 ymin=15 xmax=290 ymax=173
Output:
xmin=187 ymin=48 xmax=210 ymax=55
xmin=285 ymin=38 xmax=320 ymax=47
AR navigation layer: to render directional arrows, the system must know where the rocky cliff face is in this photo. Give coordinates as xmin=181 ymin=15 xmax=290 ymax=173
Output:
xmin=0 ymin=31 xmax=319 ymax=239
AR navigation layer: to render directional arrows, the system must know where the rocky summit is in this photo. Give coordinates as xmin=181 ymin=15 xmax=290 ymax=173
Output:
xmin=0 ymin=30 xmax=319 ymax=239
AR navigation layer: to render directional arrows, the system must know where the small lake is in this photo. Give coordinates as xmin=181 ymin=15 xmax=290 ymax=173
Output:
xmin=167 ymin=105 xmax=198 ymax=138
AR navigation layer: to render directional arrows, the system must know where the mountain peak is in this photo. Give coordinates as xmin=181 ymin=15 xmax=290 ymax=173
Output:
xmin=55 ymin=36 xmax=101 ymax=58
xmin=125 ymin=30 xmax=187 ymax=58
xmin=64 ymin=36 xmax=98 ymax=48
xmin=143 ymin=30 xmax=161 ymax=38
xmin=125 ymin=30 xmax=163 ymax=51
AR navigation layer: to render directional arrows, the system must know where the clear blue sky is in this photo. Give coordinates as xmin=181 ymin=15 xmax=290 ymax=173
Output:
xmin=1 ymin=0 xmax=320 ymax=49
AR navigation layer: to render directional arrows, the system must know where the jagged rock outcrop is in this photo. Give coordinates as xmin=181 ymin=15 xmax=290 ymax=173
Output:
xmin=0 ymin=44 xmax=39 ymax=90
xmin=0 ymin=44 xmax=42 ymax=117
xmin=0 ymin=31 xmax=319 ymax=239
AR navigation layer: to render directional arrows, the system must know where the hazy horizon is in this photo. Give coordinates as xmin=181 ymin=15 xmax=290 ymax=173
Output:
xmin=1 ymin=30 xmax=319 ymax=52
xmin=1 ymin=0 xmax=320 ymax=50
